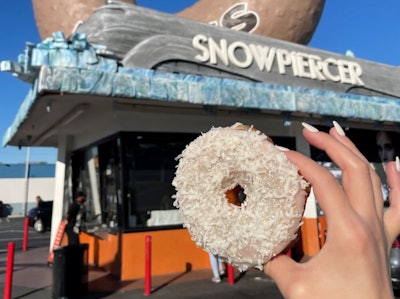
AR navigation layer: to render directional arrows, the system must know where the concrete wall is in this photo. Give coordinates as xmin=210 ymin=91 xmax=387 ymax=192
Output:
xmin=0 ymin=177 xmax=55 ymax=216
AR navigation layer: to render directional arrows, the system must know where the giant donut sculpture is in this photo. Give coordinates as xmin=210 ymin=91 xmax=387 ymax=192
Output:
xmin=32 ymin=0 xmax=324 ymax=45
xmin=172 ymin=123 xmax=309 ymax=271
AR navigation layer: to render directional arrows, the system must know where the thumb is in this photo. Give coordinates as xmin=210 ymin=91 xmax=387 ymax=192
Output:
xmin=264 ymin=254 xmax=298 ymax=291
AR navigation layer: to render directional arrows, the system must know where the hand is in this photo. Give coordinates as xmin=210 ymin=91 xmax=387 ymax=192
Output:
xmin=264 ymin=122 xmax=400 ymax=299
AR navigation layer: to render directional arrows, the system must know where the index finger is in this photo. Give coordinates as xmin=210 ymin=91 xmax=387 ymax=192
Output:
xmin=284 ymin=149 xmax=351 ymax=224
xmin=301 ymin=125 xmax=378 ymax=223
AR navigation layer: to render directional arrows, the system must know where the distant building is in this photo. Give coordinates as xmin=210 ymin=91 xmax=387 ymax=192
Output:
xmin=0 ymin=163 xmax=55 ymax=216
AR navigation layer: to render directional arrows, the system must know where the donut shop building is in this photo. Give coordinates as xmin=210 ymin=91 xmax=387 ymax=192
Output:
xmin=3 ymin=3 xmax=400 ymax=281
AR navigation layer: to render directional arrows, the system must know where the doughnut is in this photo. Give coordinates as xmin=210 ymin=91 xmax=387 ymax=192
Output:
xmin=172 ymin=123 xmax=309 ymax=271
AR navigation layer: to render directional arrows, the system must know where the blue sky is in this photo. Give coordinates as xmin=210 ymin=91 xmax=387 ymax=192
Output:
xmin=1 ymin=0 xmax=400 ymax=164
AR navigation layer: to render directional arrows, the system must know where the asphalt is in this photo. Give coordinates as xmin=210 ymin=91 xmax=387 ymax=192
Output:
xmin=0 ymin=246 xmax=285 ymax=299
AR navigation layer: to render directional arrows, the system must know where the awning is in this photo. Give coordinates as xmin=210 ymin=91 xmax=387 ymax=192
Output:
xmin=2 ymin=32 xmax=400 ymax=148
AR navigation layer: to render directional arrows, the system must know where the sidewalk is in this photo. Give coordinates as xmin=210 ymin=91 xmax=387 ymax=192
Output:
xmin=0 ymin=246 xmax=285 ymax=299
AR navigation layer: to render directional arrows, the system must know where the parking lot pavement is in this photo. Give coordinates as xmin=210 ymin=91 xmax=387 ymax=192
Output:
xmin=0 ymin=244 xmax=286 ymax=299
xmin=1 ymin=220 xmax=399 ymax=299
xmin=0 ymin=216 xmax=50 ymax=251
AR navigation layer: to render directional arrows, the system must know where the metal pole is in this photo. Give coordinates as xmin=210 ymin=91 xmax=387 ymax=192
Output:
xmin=23 ymin=147 xmax=30 ymax=216
xmin=4 ymin=242 xmax=15 ymax=299
xmin=144 ymin=235 xmax=152 ymax=295
xmin=228 ymin=264 xmax=235 ymax=285
xmin=22 ymin=217 xmax=29 ymax=251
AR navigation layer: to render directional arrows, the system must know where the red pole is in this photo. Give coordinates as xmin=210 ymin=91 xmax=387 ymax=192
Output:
xmin=4 ymin=242 xmax=15 ymax=299
xmin=227 ymin=264 xmax=235 ymax=285
xmin=22 ymin=217 xmax=29 ymax=251
xmin=144 ymin=235 xmax=152 ymax=296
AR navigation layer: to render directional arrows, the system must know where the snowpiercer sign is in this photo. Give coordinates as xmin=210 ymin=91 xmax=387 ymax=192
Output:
xmin=193 ymin=34 xmax=364 ymax=86
xmin=77 ymin=3 xmax=400 ymax=99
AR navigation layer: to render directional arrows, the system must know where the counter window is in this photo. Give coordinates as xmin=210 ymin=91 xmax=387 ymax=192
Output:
xmin=122 ymin=132 xmax=197 ymax=230
xmin=71 ymin=132 xmax=297 ymax=232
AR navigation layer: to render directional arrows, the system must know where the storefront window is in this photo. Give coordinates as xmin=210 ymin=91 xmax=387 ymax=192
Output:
xmin=71 ymin=132 xmax=196 ymax=232
xmin=70 ymin=132 xmax=297 ymax=232
xmin=122 ymin=132 xmax=196 ymax=230
xmin=71 ymin=146 xmax=102 ymax=231
xmin=98 ymin=139 xmax=121 ymax=232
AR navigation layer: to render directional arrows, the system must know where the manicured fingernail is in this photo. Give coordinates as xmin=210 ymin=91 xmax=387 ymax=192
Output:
xmin=302 ymin=122 xmax=319 ymax=133
xmin=333 ymin=121 xmax=346 ymax=136
xmin=275 ymin=145 xmax=290 ymax=152
xmin=396 ymin=156 xmax=400 ymax=172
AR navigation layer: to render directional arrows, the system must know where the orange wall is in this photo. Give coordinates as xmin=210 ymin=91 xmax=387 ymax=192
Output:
xmin=80 ymin=233 xmax=97 ymax=264
xmin=81 ymin=228 xmax=209 ymax=281
xmin=80 ymin=218 xmax=324 ymax=281
xmin=301 ymin=217 xmax=321 ymax=256
xmin=80 ymin=232 xmax=121 ymax=276
xmin=121 ymin=229 xmax=209 ymax=280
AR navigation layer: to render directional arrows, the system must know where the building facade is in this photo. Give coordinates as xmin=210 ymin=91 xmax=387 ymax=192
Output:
xmin=2 ymin=3 xmax=400 ymax=280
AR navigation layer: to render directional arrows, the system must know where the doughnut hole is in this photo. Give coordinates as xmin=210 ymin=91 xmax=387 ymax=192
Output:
xmin=226 ymin=185 xmax=246 ymax=207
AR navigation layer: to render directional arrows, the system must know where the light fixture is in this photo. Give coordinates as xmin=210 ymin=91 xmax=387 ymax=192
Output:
xmin=282 ymin=112 xmax=292 ymax=127
xmin=60 ymin=104 xmax=89 ymax=127
xmin=46 ymin=100 xmax=52 ymax=112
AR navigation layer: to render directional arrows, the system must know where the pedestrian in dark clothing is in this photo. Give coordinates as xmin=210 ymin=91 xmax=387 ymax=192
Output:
xmin=65 ymin=191 xmax=86 ymax=245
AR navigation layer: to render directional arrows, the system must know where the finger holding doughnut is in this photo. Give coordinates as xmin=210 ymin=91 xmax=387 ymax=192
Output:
xmin=330 ymin=122 xmax=385 ymax=217
xmin=283 ymin=149 xmax=351 ymax=226
xmin=330 ymin=121 xmax=368 ymax=163
xmin=267 ymin=123 xmax=394 ymax=299
xmin=264 ymin=149 xmax=349 ymax=287
xmin=300 ymin=123 xmax=379 ymax=224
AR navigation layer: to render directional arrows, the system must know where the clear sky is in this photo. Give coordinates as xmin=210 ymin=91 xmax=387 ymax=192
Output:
xmin=0 ymin=0 xmax=399 ymax=164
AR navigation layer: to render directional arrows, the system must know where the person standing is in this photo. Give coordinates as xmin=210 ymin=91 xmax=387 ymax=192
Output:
xmin=208 ymin=252 xmax=225 ymax=283
xmin=35 ymin=195 xmax=43 ymax=207
xmin=65 ymin=191 xmax=86 ymax=245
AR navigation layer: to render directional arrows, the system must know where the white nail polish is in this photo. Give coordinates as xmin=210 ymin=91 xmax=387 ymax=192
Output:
xmin=302 ymin=122 xmax=319 ymax=133
xmin=333 ymin=121 xmax=346 ymax=136
xmin=275 ymin=145 xmax=290 ymax=152
xmin=396 ymin=156 xmax=400 ymax=172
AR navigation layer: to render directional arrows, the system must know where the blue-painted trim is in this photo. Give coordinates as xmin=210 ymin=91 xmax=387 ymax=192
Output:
xmin=0 ymin=164 xmax=55 ymax=179
xmin=2 ymin=31 xmax=400 ymax=147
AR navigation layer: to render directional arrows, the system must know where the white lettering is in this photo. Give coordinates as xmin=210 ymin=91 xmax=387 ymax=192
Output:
xmin=322 ymin=58 xmax=341 ymax=82
xmin=228 ymin=41 xmax=253 ymax=68
xmin=276 ymin=49 xmax=291 ymax=75
xmin=296 ymin=52 xmax=312 ymax=79
xmin=308 ymin=55 xmax=325 ymax=81
xmin=209 ymin=37 xmax=229 ymax=66
xmin=249 ymin=44 xmax=275 ymax=72
xmin=348 ymin=62 xmax=364 ymax=85
xmin=192 ymin=34 xmax=364 ymax=86
xmin=193 ymin=34 xmax=210 ymax=62
xmin=338 ymin=60 xmax=354 ymax=84
xmin=290 ymin=52 xmax=299 ymax=76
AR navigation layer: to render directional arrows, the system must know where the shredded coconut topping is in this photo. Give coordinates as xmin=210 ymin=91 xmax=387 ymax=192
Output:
xmin=172 ymin=123 xmax=307 ymax=271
